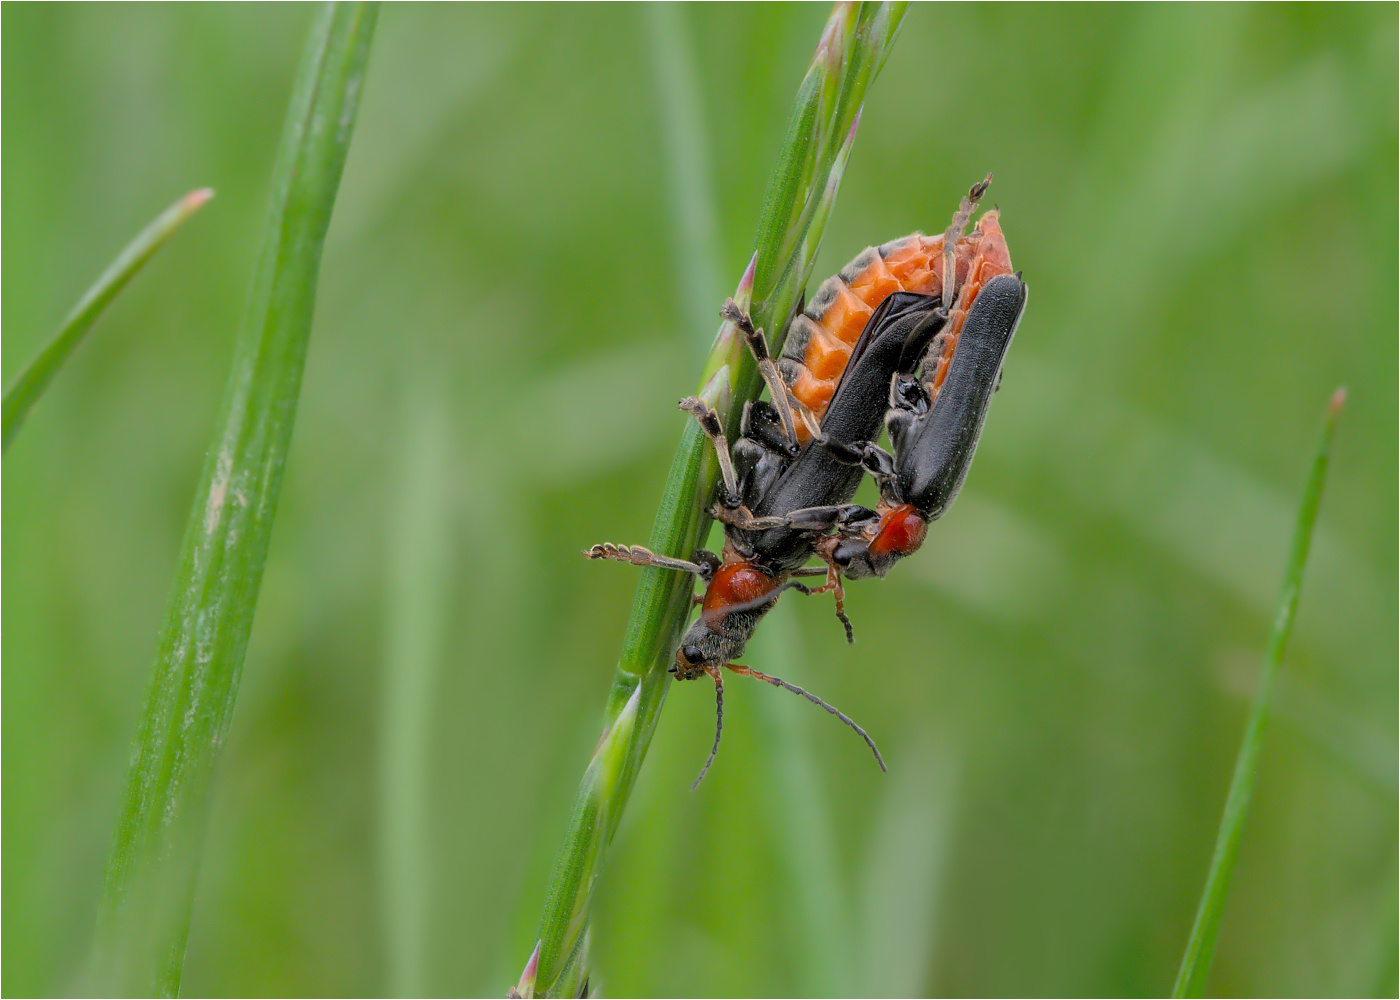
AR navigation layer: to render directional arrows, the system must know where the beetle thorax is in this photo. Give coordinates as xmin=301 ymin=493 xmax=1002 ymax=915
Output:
xmin=672 ymin=560 xmax=785 ymax=680
xmin=869 ymin=503 xmax=928 ymax=561
xmin=702 ymin=561 xmax=780 ymax=614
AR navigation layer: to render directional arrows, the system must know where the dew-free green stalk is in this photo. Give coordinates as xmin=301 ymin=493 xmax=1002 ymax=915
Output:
xmin=526 ymin=5 xmax=908 ymax=995
xmin=87 ymin=5 xmax=378 ymax=995
xmin=1172 ymin=389 xmax=1345 ymax=997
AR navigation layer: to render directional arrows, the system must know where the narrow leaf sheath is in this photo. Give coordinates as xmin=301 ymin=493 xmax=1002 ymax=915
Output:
xmin=88 ymin=5 xmax=379 ymax=995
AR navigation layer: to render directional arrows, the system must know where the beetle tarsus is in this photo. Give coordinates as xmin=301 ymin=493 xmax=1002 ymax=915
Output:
xmin=584 ymin=542 xmax=709 ymax=576
xmin=680 ymin=396 xmax=742 ymax=504
xmin=941 ymin=172 xmax=993 ymax=309
xmin=691 ymin=548 xmax=721 ymax=580
xmin=809 ymin=554 xmax=855 ymax=643
xmin=837 ymin=607 xmax=855 ymax=643
xmin=723 ymin=298 xmax=801 ymax=453
xmin=709 ymin=502 xmax=786 ymax=531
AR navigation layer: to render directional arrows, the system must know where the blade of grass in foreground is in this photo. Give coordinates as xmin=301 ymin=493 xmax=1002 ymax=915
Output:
xmin=524 ymin=4 xmax=908 ymax=996
xmin=1 ymin=188 xmax=213 ymax=452
xmin=1172 ymin=388 xmax=1346 ymax=998
xmin=86 ymin=5 xmax=378 ymax=995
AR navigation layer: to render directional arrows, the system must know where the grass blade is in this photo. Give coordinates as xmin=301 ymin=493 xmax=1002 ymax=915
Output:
xmin=1 ymin=188 xmax=213 ymax=451
xmin=380 ymin=375 xmax=453 ymax=997
xmin=528 ymin=4 xmax=908 ymax=995
xmin=86 ymin=5 xmax=378 ymax=994
xmin=644 ymin=2 xmax=723 ymax=348
xmin=1171 ymin=388 xmax=1346 ymax=997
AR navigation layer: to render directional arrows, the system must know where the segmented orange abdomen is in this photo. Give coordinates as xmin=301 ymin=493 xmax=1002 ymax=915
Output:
xmin=778 ymin=216 xmax=1010 ymax=441
xmin=925 ymin=211 xmax=1015 ymax=396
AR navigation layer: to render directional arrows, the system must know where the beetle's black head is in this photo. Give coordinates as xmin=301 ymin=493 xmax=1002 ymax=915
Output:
xmin=672 ymin=562 xmax=784 ymax=680
xmin=671 ymin=618 xmax=744 ymax=681
xmin=829 ymin=536 xmax=912 ymax=581
xmin=828 ymin=502 xmax=929 ymax=581
xmin=831 ymin=537 xmax=879 ymax=580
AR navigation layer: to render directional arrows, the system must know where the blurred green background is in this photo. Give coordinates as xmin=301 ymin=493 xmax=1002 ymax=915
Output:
xmin=3 ymin=4 xmax=1395 ymax=996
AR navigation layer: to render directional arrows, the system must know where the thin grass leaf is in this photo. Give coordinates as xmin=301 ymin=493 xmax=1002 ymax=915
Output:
xmin=1171 ymin=388 xmax=1346 ymax=998
xmin=86 ymin=5 xmax=378 ymax=995
xmin=1 ymin=188 xmax=213 ymax=452
xmin=644 ymin=3 xmax=723 ymax=348
xmin=527 ymin=4 xmax=908 ymax=995
xmin=380 ymin=376 xmax=453 ymax=998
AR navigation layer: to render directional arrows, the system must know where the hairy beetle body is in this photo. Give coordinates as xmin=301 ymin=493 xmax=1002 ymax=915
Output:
xmin=586 ymin=178 xmax=1014 ymax=783
xmin=671 ymin=288 xmax=945 ymax=682
xmin=737 ymin=291 xmax=946 ymax=572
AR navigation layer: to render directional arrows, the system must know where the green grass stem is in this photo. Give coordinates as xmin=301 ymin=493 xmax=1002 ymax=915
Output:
xmin=526 ymin=4 xmax=907 ymax=995
xmin=86 ymin=5 xmax=378 ymax=994
xmin=1171 ymin=387 xmax=1346 ymax=997
xmin=1 ymin=188 xmax=213 ymax=452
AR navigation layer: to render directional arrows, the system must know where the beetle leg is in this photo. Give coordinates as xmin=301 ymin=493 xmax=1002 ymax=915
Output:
xmin=794 ymin=546 xmax=855 ymax=643
xmin=811 ymin=433 xmax=865 ymax=466
xmin=678 ymin=396 xmax=741 ymax=506
xmin=690 ymin=548 xmax=721 ymax=579
xmin=708 ymin=502 xmax=786 ymax=531
xmin=688 ymin=548 xmax=721 ymax=603
xmin=774 ymin=503 xmax=850 ymax=532
xmin=889 ymin=370 xmax=932 ymax=414
xmin=857 ymin=442 xmax=899 ymax=499
xmin=739 ymin=400 xmax=792 ymax=456
xmin=722 ymin=298 xmax=800 ymax=454
xmin=789 ymin=393 xmax=825 ymax=440
xmin=789 ymin=567 xmax=854 ymax=640
xmin=940 ymin=173 xmax=992 ymax=309
xmin=836 ymin=504 xmax=881 ymax=532
xmin=584 ymin=542 xmax=710 ymax=575
xmin=709 ymin=501 xmax=865 ymax=536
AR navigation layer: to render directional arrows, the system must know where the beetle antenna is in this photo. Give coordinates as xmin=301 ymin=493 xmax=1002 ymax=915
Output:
xmin=726 ymin=664 xmax=886 ymax=772
xmin=691 ymin=667 xmax=725 ymax=789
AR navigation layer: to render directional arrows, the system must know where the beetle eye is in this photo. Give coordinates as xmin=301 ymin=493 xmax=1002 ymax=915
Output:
xmin=831 ymin=542 xmax=855 ymax=568
xmin=681 ymin=644 xmax=705 ymax=665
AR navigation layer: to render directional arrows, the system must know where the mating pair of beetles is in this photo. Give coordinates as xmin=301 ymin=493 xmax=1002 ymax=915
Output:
xmin=588 ymin=176 xmax=1027 ymax=785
